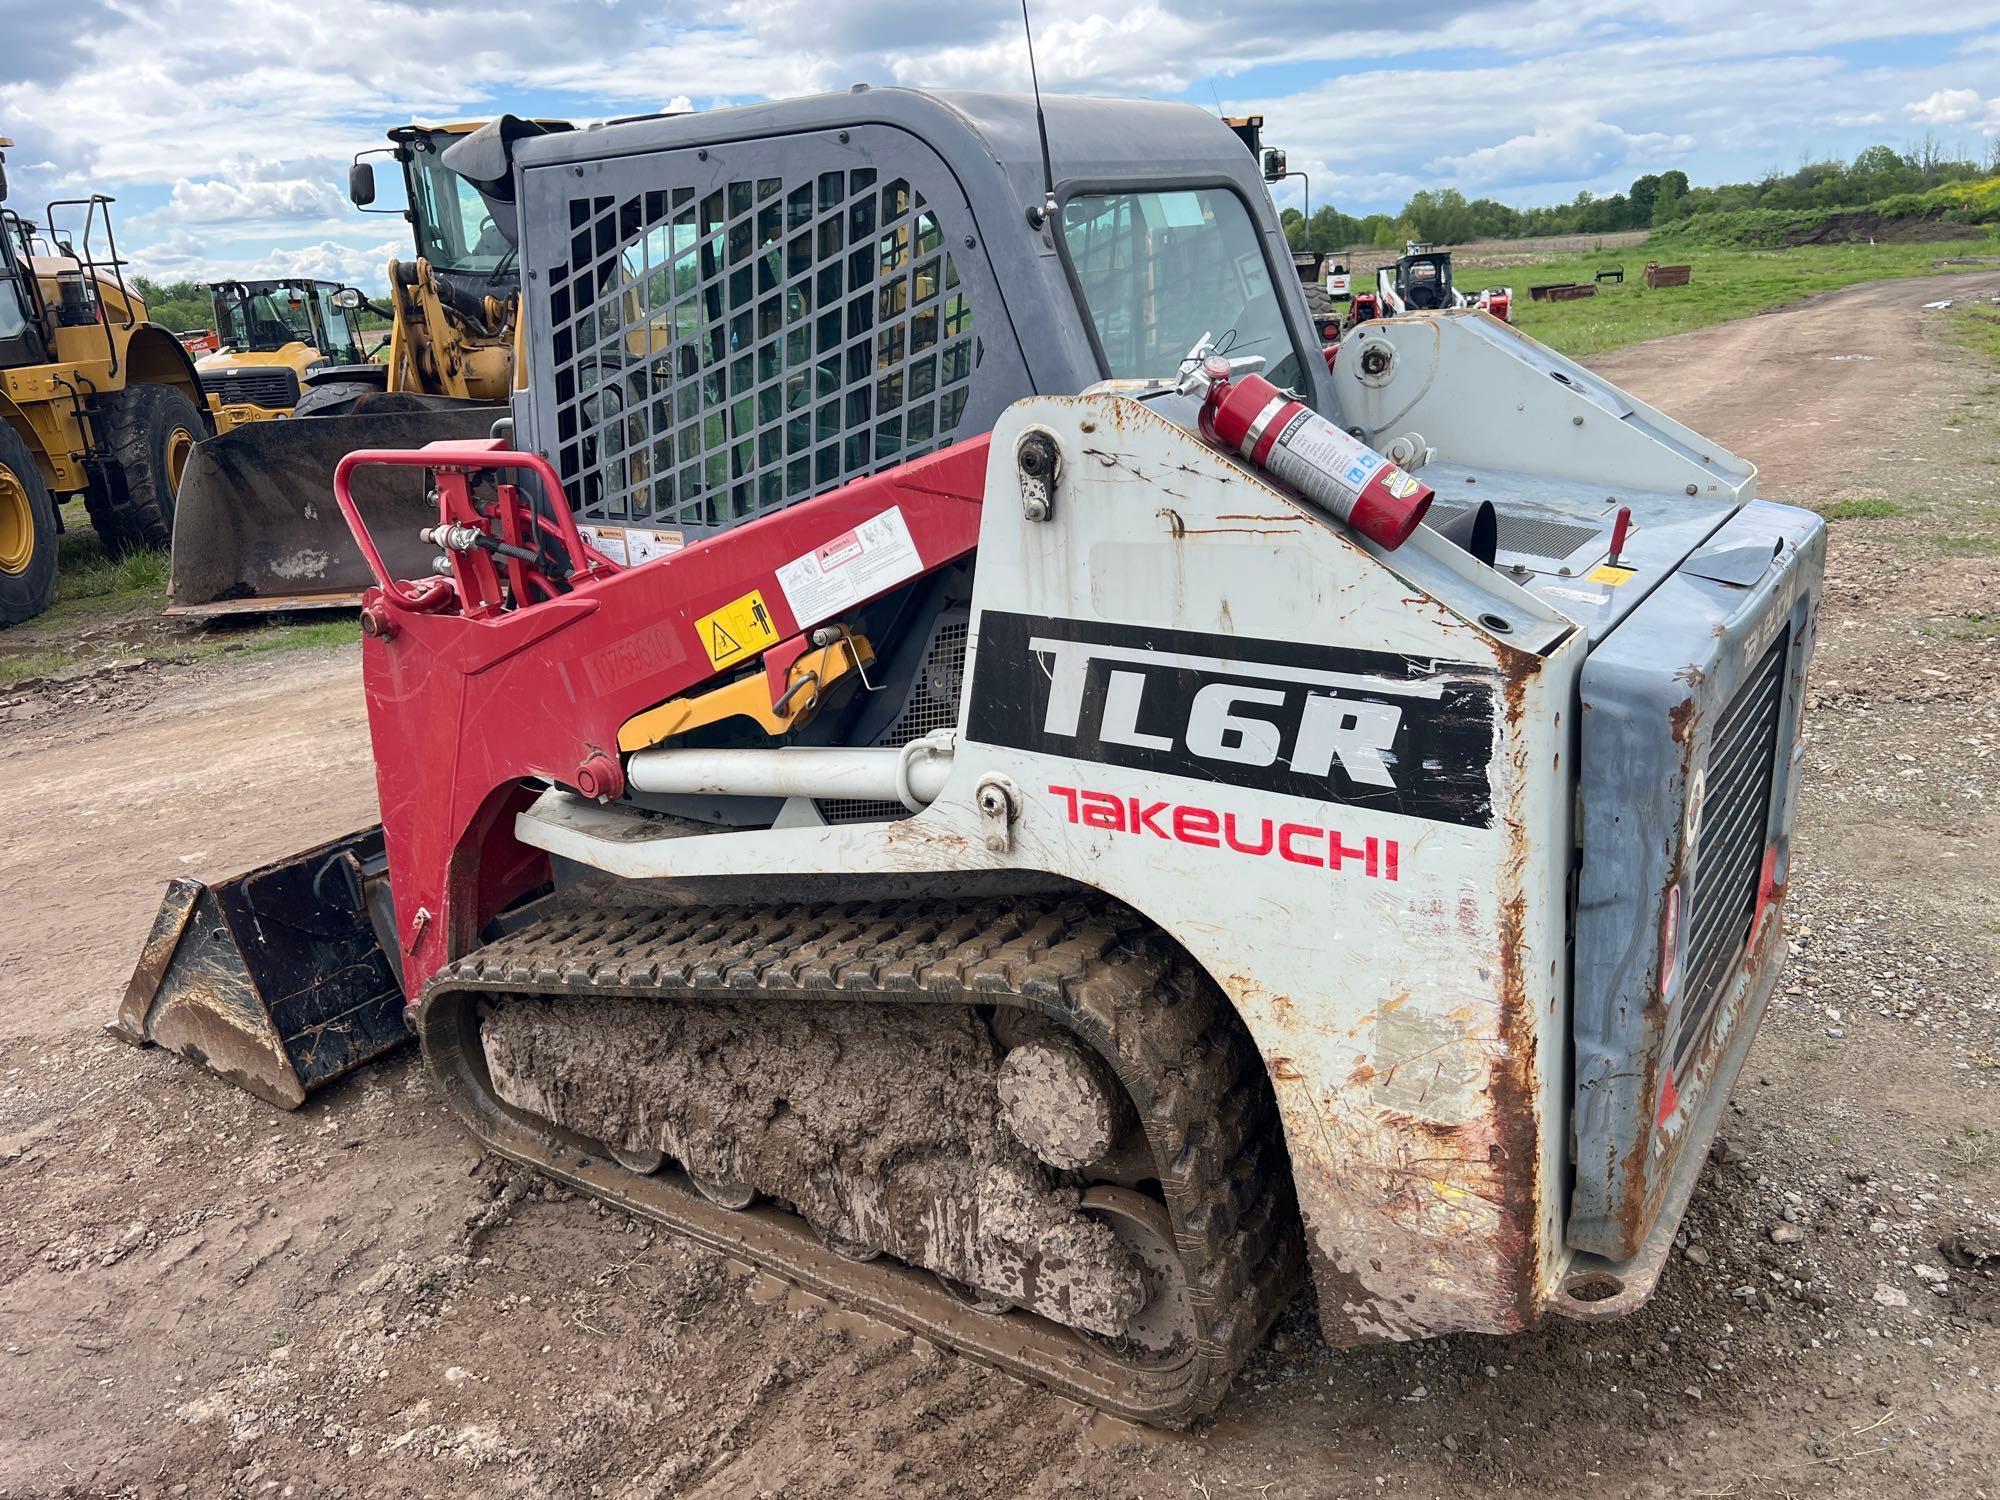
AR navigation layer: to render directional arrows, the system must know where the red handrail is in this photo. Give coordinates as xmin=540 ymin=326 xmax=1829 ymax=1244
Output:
xmin=331 ymin=443 xmax=596 ymax=616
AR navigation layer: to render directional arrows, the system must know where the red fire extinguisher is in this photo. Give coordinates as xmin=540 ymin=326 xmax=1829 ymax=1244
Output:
xmin=1188 ymin=356 xmax=1433 ymax=549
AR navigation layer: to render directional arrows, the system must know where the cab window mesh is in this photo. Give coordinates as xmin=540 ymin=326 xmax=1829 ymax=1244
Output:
xmin=547 ymin=173 xmax=983 ymax=529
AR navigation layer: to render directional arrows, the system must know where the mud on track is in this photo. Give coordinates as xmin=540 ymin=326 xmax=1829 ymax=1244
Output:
xmin=1 ymin=274 xmax=1997 ymax=1499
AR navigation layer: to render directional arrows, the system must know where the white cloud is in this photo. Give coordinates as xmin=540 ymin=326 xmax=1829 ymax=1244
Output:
xmin=1907 ymin=87 xmax=1984 ymax=124
xmin=1430 ymin=113 xmax=1695 ymax=187
xmin=130 ymin=227 xmax=404 ymax=290
xmin=6 ymin=0 xmax=2000 ymax=273
xmin=142 ymin=172 xmax=346 ymax=228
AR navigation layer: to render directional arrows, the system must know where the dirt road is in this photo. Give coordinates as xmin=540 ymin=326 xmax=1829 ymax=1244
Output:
xmin=2 ymin=275 xmax=1997 ymax=1499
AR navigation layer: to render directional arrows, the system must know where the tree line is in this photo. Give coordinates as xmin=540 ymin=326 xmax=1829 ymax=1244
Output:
xmin=1282 ymin=135 xmax=2000 ymax=251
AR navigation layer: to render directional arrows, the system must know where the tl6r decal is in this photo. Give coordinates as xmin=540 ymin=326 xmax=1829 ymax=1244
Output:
xmin=967 ymin=612 xmax=1496 ymax=828
xmin=1048 ymin=785 xmax=1401 ymax=879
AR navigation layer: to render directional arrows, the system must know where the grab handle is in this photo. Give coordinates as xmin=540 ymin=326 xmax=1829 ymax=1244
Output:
xmin=332 ymin=441 xmax=595 ymax=616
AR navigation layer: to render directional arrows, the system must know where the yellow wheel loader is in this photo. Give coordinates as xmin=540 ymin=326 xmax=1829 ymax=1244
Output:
xmin=166 ymin=118 xmax=569 ymax=618
xmin=194 ymin=278 xmax=373 ymax=425
xmin=0 ymin=141 xmax=212 ymax=627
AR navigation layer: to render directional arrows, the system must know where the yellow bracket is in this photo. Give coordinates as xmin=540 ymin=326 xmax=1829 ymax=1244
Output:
xmin=616 ymin=635 xmax=874 ymax=753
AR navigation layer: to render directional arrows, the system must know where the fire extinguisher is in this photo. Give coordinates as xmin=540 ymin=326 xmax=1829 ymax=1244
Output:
xmin=1186 ymin=356 xmax=1433 ymax=549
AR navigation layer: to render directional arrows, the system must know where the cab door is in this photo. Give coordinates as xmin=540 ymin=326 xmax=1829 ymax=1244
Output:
xmin=0 ymin=210 xmax=49 ymax=370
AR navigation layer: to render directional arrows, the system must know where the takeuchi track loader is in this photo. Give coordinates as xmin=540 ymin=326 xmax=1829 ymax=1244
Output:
xmin=115 ymin=89 xmax=1827 ymax=1425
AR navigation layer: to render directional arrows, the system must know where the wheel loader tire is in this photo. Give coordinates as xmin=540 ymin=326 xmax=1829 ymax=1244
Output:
xmin=1300 ymin=282 xmax=1340 ymax=341
xmin=83 ymin=382 xmax=205 ymax=556
xmin=0 ymin=425 xmax=59 ymax=628
xmin=290 ymin=380 xmax=381 ymax=419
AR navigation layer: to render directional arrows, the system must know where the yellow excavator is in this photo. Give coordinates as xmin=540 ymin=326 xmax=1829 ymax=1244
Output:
xmin=194 ymin=278 xmax=374 ymax=424
xmin=0 ymin=141 xmax=213 ymax=626
xmin=166 ymin=117 xmax=568 ymax=617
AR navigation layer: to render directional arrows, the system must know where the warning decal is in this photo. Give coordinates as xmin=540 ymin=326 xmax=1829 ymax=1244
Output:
xmin=775 ymin=507 xmax=924 ymax=628
xmin=1586 ymin=563 xmax=1637 ymax=586
xmin=578 ymin=524 xmax=687 ymax=566
xmin=694 ymin=589 xmax=781 ymax=669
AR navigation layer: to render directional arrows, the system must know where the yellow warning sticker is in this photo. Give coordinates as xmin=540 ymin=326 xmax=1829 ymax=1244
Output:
xmin=694 ymin=589 xmax=780 ymax=669
xmin=1587 ymin=563 xmax=1637 ymax=586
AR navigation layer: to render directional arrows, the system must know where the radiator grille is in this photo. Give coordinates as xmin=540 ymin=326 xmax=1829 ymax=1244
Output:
xmin=1672 ymin=630 xmax=1788 ymax=1067
xmin=817 ymin=620 xmax=968 ymax=825
xmin=202 ymin=367 xmax=301 ymax=410
xmin=1425 ymin=502 xmax=1604 ymax=563
xmin=546 ymin=172 xmax=984 ymax=531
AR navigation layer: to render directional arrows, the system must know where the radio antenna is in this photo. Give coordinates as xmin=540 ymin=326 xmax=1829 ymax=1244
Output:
xmin=1021 ymin=0 xmax=1058 ymax=230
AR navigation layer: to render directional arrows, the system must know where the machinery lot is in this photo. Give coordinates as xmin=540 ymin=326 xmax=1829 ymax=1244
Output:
xmin=2 ymin=272 xmax=1997 ymax=1498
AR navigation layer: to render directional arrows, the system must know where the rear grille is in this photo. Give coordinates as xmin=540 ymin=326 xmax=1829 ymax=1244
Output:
xmin=1671 ymin=630 xmax=1788 ymax=1066
xmin=1425 ymin=503 xmax=1603 ymax=563
xmin=817 ymin=620 xmax=967 ymax=825
xmin=203 ymin=367 xmax=301 ymax=410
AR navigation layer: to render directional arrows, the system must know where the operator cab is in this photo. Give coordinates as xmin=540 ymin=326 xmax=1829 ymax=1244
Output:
xmin=1394 ymin=246 xmax=1455 ymax=311
xmin=208 ymin=279 xmax=366 ymax=364
xmin=0 ymin=142 xmax=50 ymax=370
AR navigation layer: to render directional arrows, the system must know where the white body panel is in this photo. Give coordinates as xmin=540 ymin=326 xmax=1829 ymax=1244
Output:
xmin=1333 ymin=309 xmax=1756 ymax=502
xmin=521 ymin=393 xmax=1585 ymax=1342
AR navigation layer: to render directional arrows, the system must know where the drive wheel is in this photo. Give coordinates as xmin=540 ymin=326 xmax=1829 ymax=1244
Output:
xmin=0 ymin=425 xmax=59 ymax=627
xmin=1080 ymin=1186 xmax=1196 ymax=1364
xmin=83 ymin=382 xmax=205 ymax=555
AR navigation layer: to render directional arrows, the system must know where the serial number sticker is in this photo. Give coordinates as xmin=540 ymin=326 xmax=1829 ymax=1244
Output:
xmin=1586 ymin=563 xmax=1638 ymax=585
xmin=1544 ymin=584 xmax=1610 ymax=606
xmin=775 ymin=507 xmax=923 ymax=627
xmin=694 ymin=589 xmax=780 ymax=669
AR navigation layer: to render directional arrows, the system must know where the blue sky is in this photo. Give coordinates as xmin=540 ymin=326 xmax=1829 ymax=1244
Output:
xmin=1 ymin=0 xmax=1995 ymax=291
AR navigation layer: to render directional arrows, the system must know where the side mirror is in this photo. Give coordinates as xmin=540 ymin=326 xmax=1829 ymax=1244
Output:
xmin=348 ymin=161 xmax=376 ymax=207
xmin=1260 ymin=147 xmax=1287 ymax=184
xmin=0 ymin=159 xmax=9 ymax=204
xmin=333 ymin=287 xmax=363 ymax=309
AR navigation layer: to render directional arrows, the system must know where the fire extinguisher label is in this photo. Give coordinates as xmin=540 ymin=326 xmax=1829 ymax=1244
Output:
xmin=1266 ymin=408 xmax=1389 ymax=505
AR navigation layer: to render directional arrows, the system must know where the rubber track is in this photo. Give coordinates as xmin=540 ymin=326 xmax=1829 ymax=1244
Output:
xmin=420 ymin=895 xmax=1305 ymax=1424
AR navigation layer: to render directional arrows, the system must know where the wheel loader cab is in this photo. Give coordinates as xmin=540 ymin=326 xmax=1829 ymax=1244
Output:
xmin=0 ymin=199 xmax=51 ymax=370
xmin=197 ymin=278 xmax=370 ymax=420
xmin=163 ymin=116 xmax=575 ymax=620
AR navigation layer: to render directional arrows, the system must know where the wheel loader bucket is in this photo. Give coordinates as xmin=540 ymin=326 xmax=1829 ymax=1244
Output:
xmin=108 ymin=827 xmax=409 ymax=1110
xmin=164 ymin=405 xmax=507 ymax=617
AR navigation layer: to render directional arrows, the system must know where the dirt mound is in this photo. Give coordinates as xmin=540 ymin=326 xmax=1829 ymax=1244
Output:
xmin=1782 ymin=209 xmax=1977 ymax=246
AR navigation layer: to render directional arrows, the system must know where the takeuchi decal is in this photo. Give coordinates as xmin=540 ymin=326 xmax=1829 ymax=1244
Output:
xmin=1047 ymin=784 xmax=1401 ymax=879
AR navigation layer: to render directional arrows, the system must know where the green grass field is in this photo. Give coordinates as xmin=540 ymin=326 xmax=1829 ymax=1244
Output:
xmin=1502 ymin=238 xmax=1996 ymax=359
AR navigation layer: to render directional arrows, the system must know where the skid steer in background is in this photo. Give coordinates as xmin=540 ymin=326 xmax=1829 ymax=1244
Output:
xmin=165 ymin=118 xmax=569 ymax=618
xmin=0 ymin=143 xmax=212 ymax=626
xmin=1374 ymin=241 xmax=1513 ymax=323
xmin=116 ymin=89 xmax=1826 ymax=1425
xmin=194 ymin=278 xmax=373 ymax=424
